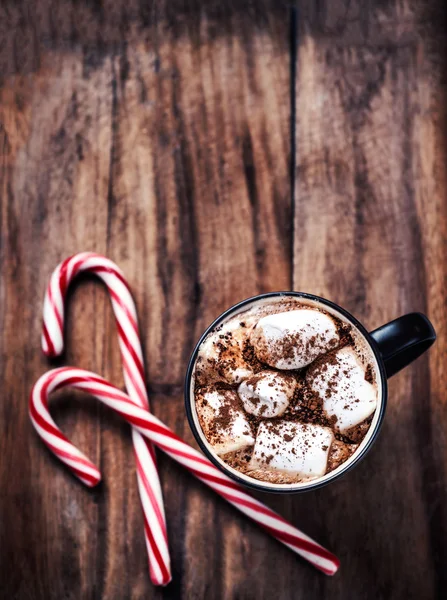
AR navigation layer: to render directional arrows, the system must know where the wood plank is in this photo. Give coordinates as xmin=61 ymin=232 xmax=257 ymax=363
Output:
xmin=293 ymin=1 xmax=447 ymax=598
xmin=0 ymin=1 xmax=292 ymax=598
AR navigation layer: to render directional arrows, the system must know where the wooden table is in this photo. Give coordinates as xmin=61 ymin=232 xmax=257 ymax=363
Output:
xmin=1 ymin=1 xmax=446 ymax=598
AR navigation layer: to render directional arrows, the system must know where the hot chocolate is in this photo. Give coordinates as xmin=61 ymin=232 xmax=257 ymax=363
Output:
xmin=192 ymin=297 xmax=379 ymax=485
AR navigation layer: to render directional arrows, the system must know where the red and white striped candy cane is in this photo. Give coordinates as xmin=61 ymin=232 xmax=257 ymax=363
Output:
xmin=30 ymin=367 xmax=340 ymax=576
xmin=41 ymin=252 xmax=170 ymax=585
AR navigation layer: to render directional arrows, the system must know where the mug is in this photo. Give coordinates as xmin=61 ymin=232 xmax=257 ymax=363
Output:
xmin=184 ymin=292 xmax=436 ymax=493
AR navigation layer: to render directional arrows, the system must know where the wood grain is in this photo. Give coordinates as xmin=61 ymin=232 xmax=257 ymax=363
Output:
xmin=0 ymin=1 xmax=291 ymax=599
xmin=294 ymin=1 xmax=447 ymax=599
xmin=1 ymin=0 xmax=446 ymax=599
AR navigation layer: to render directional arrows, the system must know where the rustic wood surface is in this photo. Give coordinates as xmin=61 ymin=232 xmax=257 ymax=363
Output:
xmin=0 ymin=1 xmax=446 ymax=598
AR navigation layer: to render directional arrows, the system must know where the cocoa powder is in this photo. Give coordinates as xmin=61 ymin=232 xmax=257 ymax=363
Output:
xmin=194 ymin=299 xmax=377 ymax=484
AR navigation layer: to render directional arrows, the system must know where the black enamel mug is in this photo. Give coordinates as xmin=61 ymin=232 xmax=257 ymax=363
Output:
xmin=185 ymin=292 xmax=436 ymax=493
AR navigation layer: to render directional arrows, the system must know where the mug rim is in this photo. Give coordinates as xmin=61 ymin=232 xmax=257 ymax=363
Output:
xmin=184 ymin=291 xmax=388 ymax=494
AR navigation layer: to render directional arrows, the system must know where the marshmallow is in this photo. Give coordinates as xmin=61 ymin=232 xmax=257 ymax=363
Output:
xmin=250 ymin=309 xmax=339 ymax=370
xmin=196 ymin=389 xmax=255 ymax=456
xmin=307 ymin=346 xmax=377 ymax=433
xmin=198 ymin=319 xmax=253 ymax=384
xmin=237 ymin=371 xmax=296 ymax=418
xmin=249 ymin=420 xmax=334 ymax=480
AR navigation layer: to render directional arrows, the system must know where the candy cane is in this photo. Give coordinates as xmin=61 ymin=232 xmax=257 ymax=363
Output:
xmin=30 ymin=367 xmax=340 ymax=576
xmin=41 ymin=253 xmax=170 ymax=585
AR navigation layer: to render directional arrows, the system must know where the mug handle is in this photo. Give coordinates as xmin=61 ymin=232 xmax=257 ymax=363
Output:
xmin=370 ymin=313 xmax=436 ymax=378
